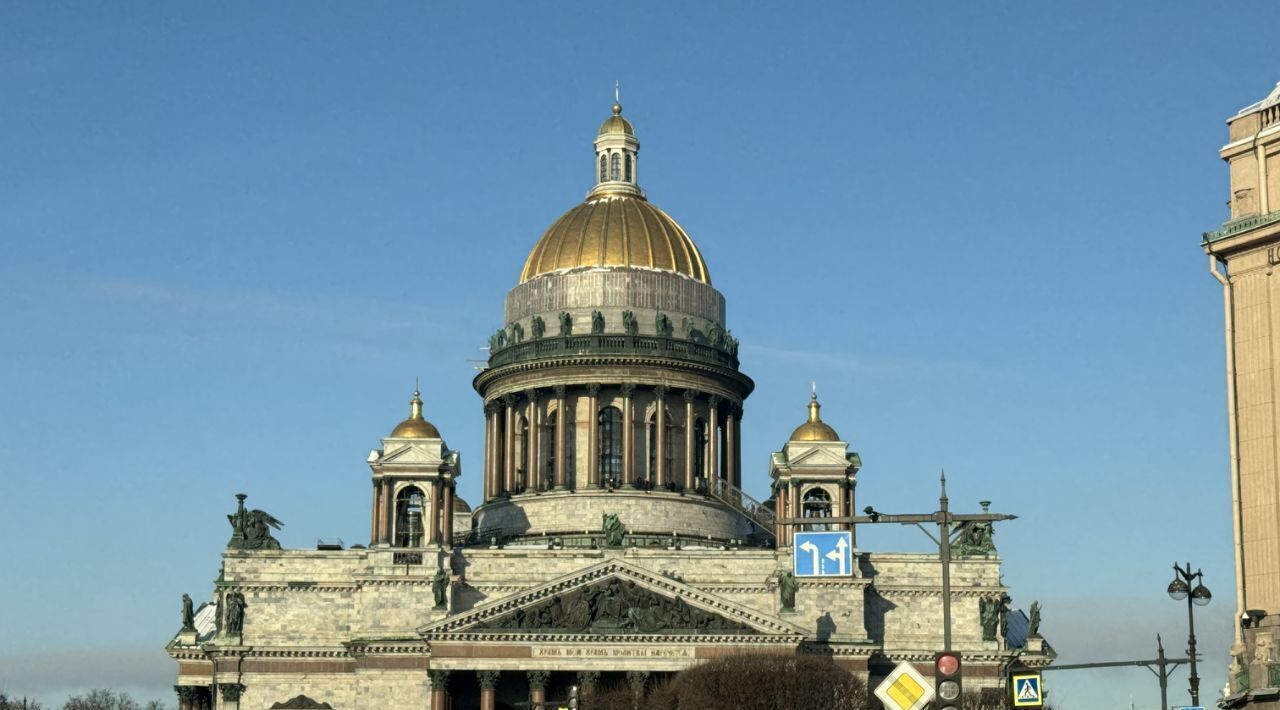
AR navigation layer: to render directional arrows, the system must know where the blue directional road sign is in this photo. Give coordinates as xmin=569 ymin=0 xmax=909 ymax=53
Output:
xmin=793 ymin=531 xmax=854 ymax=577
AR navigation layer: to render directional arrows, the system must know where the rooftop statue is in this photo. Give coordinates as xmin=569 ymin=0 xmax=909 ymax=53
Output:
xmin=181 ymin=593 xmax=195 ymax=632
xmin=227 ymin=494 xmax=283 ymax=550
xmin=602 ymin=513 xmax=626 ymax=548
xmin=432 ymin=568 xmax=449 ymax=609
xmin=1028 ymin=600 xmax=1042 ymax=637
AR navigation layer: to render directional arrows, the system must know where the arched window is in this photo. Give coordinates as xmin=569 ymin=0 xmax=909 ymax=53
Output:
xmin=598 ymin=405 xmax=623 ymax=486
xmin=625 ymin=153 xmax=633 ymax=182
xmin=610 ymin=153 xmax=621 ymax=181
xmin=646 ymin=410 xmax=674 ymax=483
xmin=693 ymin=418 xmax=707 ymax=484
xmin=599 ymin=154 xmax=607 ymax=182
xmin=516 ymin=416 xmax=529 ymax=492
xmin=394 ymin=485 xmax=426 ymax=547
xmin=544 ymin=410 xmax=557 ymax=490
xmin=802 ymin=488 xmax=833 ymax=531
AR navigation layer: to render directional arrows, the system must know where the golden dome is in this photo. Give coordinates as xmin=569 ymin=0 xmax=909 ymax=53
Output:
xmin=389 ymin=389 xmax=441 ymax=439
xmin=598 ymin=102 xmax=634 ymax=136
xmin=453 ymin=496 xmax=472 ymax=513
xmin=519 ymin=194 xmax=710 ymax=284
xmin=789 ymin=392 xmax=841 ymax=442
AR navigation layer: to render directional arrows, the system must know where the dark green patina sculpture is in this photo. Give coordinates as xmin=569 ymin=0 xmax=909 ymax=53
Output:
xmin=509 ymin=321 xmax=524 ymax=344
xmin=227 ymin=494 xmax=283 ymax=550
xmin=622 ymin=310 xmax=638 ymax=335
xmin=1028 ymin=600 xmax=1041 ymax=637
xmin=591 ymin=310 xmax=605 ymax=334
xmin=181 ymin=593 xmax=196 ymax=632
xmin=655 ymin=312 xmax=671 ymax=337
xmin=997 ymin=593 xmax=1012 ymax=640
xmin=980 ymin=597 xmax=999 ymax=641
xmin=602 ymin=513 xmax=626 ymax=547
xmin=954 ymin=517 xmax=996 ymax=556
xmin=476 ymin=577 xmax=754 ymax=634
xmin=224 ymin=590 xmax=246 ymax=635
xmin=777 ymin=571 xmax=798 ymax=612
xmin=531 ymin=315 xmax=545 ymax=339
xmin=432 ymin=568 xmax=449 ymax=609
xmin=558 ymin=311 xmax=572 ymax=336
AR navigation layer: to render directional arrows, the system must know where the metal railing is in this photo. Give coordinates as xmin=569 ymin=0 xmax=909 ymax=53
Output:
xmin=1203 ymin=209 xmax=1280 ymax=244
xmin=708 ymin=477 xmax=775 ymax=537
xmin=487 ymin=334 xmax=739 ymax=370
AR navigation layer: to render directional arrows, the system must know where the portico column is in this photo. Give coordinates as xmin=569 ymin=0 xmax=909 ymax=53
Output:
xmin=725 ymin=405 xmax=737 ymax=488
xmin=554 ymin=385 xmax=567 ymax=489
xmin=526 ymin=389 xmax=540 ymax=490
xmin=370 ymin=479 xmax=380 ymax=545
xmin=527 ymin=670 xmax=550 ymax=708
xmin=427 ymin=479 xmax=441 ymax=545
xmin=442 ymin=481 xmax=455 ymax=544
xmin=382 ymin=479 xmax=396 ymax=546
xmin=478 ymin=670 xmax=499 ymax=710
xmin=775 ymin=482 xmax=786 ymax=541
xmin=428 ymin=670 xmax=450 ymax=710
xmin=483 ymin=403 xmax=497 ymax=499
xmin=683 ymin=389 xmax=698 ymax=489
xmin=707 ymin=396 xmax=721 ymax=482
xmin=654 ymin=386 xmax=668 ymax=487
xmin=174 ymin=686 xmax=197 ymax=710
xmin=621 ymin=383 xmax=636 ymax=486
xmin=503 ymin=394 xmax=517 ymax=493
xmin=585 ymin=383 xmax=601 ymax=487
xmin=733 ymin=408 xmax=743 ymax=488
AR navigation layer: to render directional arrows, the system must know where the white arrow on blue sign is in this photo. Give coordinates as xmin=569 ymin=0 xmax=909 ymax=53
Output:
xmin=793 ymin=531 xmax=854 ymax=577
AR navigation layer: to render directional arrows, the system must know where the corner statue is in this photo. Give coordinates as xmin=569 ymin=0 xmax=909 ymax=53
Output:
xmin=776 ymin=571 xmax=798 ymax=612
xmin=181 ymin=593 xmax=195 ymax=631
xmin=226 ymin=493 xmax=283 ymax=550
xmin=432 ymin=568 xmax=449 ymax=609
xmin=1028 ymin=600 xmax=1042 ymax=637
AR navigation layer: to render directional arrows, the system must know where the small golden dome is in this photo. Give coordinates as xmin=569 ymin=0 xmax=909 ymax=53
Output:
xmin=453 ymin=496 xmax=472 ymax=513
xmin=389 ymin=389 xmax=441 ymax=439
xmin=599 ymin=102 xmax=634 ymax=136
xmin=519 ymin=194 xmax=710 ymax=284
xmin=789 ymin=391 xmax=841 ymax=442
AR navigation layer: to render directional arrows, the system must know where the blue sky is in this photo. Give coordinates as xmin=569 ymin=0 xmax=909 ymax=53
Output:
xmin=0 ymin=2 xmax=1271 ymax=707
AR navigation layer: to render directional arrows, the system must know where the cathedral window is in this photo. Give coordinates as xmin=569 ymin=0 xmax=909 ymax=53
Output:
xmin=394 ymin=485 xmax=426 ymax=547
xmin=610 ymin=153 xmax=621 ymax=181
xmin=598 ymin=405 xmax=623 ymax=486
xmin=600 ymin=154 xmax=607 ymax=182
xmin=802 ymin=488 xmax=833 ymax=532
xmin=625 ymin=153 xmax=633 ymax=182
xmin=693 ymin=418 xmax=707 ymax=483
xmin=544 ymin=410 xmax=557 ymax=489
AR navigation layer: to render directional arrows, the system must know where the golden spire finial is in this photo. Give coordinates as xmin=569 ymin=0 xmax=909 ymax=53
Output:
xmin=613 ymin=80 xmax=622 ymax=115
xmin=409 ymin=381 xmax=424 ymax=420
xmin=808 ymin=382 xmax=821 ymax=423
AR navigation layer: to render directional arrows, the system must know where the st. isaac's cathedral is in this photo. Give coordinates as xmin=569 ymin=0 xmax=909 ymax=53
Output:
xmin=166 ymin=100 xmax=1055 ymax=709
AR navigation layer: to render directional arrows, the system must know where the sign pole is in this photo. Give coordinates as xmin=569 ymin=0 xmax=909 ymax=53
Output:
xmin=939 ymin=472 xmax=953 ymax=651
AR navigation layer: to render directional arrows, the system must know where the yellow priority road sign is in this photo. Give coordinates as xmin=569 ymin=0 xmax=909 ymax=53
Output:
xmin=873 ymin=661 xmax=936 ymax=710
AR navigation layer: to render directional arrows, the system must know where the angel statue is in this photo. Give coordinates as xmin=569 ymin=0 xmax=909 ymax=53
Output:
xmin=227 ymin=493 xmax=284 ymax=550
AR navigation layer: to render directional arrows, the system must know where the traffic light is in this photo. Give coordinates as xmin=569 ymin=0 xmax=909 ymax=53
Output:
xmin=934 ymin=651 xmax=962 ymax=710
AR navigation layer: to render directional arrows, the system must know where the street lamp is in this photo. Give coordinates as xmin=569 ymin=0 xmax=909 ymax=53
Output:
xmin=1167 ymin=562 xmax=1212 ymax=705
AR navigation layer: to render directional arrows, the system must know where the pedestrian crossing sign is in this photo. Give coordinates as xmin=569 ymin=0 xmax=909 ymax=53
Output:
xmin=1011 ymin=673 xmax=1043 ymax=707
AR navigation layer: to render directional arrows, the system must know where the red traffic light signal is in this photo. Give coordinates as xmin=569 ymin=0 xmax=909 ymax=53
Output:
xmin=934 ymin=652 xmax=963 ymax=710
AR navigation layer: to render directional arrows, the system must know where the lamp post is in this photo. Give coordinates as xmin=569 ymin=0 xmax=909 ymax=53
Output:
xmin=1167 ymin=562 xmax=1212 ymax=706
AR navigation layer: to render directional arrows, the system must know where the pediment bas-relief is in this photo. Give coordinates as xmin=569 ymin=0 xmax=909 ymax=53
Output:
xmin=270 ymin=696 xmax=333 ymax=709
xmin=474 ymin=576 xmax=755 ymax=635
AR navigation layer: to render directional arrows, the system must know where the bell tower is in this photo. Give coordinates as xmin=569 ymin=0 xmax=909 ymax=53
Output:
xmin=1204 ymin=81 xmax=1280 ymax=699
xmin=366 ymin=388 xmax=462 ymax=548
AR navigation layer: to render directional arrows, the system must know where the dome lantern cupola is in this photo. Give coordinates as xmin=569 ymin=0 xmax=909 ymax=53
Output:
xmin=789 ymin=385 xmax=841 ymax=442
xmin=589 ymin=87 xmax=643 ymax=200
xmin=389 ymin=387 xmax=441 ymax=439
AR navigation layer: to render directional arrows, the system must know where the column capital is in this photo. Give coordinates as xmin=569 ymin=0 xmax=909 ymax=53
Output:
xmin=553 ymin=384 xmax=567 ymax=398
xmin=526 ymin=670 xmax=550 ymax=691
xmin=585 ymin=383 xmax=601 ymax=396
xmin=477 ymin=669 xmax=500 ymax=690
xmin=218 ymin=683 xmax=244 ymax=702
xmin=524 ymin=388 xmax=539 ymax=402
xmin=428 ymin=669 xmax=451 ymax=688
xmin=484 ymin=400 xmax=500 ymax=415
xmin=620 ymin=383 xmax=636 ymax=397
xmin=682 ymin=389 xmax=699 ymax=403
xmin=708 ymin=394 xmax=721 ymax=408
xmin=653 ymin=385 xmax=668 ymax=398
xmin=175 ymin=686 xmax=202 ymax=703
xmin=501 ymin=393 xmax=517 ymax=407
xmin=577 ymin=670 xmax=600 ymax=691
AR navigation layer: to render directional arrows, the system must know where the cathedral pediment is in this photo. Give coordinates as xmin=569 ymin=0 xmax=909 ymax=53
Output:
xmin=379 ymin=443 xmax=442 ymax=465
xmin=420 ymin=559 xmax=806 ymax=640
xmin=785 ymin=446 xmax=853 ymax=468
